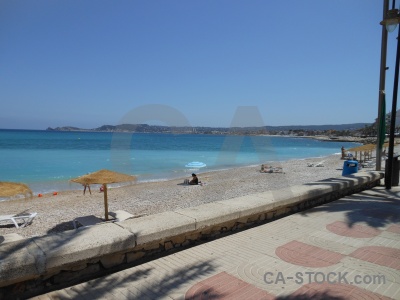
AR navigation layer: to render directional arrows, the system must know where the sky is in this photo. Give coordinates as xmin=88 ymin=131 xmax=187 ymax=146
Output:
xmin=1 ymin=0 xmax=399 ymax=130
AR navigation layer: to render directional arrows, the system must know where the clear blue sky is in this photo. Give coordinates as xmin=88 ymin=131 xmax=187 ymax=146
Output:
xmin=1 ymin=0 xmax=398 ymax=129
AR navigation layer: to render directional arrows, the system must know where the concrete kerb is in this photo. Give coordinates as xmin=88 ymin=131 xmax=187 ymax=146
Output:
xmin=0 ymin=237 xmax=45 ymax=287
xmin=0 ymin=222 xmax=136 ymax=288
xmin=215 ymin=194 xmax=276 ymax=219
xmin=117 ymin=211 xmax=196 ymax=245
xmin=34 ymin=223 xmax=136 ymax=270
xmin=175 ymin=202 xmax=241 ymax=230
xmin=0 ymin=171 xmax=384 ymax=297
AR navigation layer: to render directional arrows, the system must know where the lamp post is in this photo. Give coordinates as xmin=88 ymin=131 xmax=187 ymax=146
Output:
xmin=376 ymin=0 xmax=389 ymax=172
xmin=381 ymin=1 xmax=400 ymax=189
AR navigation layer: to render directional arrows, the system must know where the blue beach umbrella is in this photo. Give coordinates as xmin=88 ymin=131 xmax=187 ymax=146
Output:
xmin=185 ymin=161 xmax=207 ymax=169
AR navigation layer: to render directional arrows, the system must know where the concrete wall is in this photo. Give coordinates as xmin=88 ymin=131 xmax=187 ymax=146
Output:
xmin=0 ymin=172 xmax=383 ymax=299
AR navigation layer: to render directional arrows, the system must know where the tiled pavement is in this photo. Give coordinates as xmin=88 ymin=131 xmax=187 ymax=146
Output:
xmin=32 ymin=186 xmax=400 ymax=299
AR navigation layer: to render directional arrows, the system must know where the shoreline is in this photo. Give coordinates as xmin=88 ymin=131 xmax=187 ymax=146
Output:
xmin=0 ymin=153 xmax=367 ymax=238
xmin=0 ymin=132 xmax=364 ymax=196
xmin=3 ymin=151 xmax=353 ymax=198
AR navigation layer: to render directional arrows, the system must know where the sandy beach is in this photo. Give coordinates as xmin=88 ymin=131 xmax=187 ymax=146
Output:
xmin=0 ymin=154 xmax=377 ymax=238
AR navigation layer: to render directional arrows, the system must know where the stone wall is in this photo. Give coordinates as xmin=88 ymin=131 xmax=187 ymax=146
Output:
xmin=0 ymin=172 xmax=383 ymax=299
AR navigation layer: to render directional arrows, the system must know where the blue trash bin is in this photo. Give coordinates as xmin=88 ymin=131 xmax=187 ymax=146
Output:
xmin=342 ymin=160 xmax=358 ymax=176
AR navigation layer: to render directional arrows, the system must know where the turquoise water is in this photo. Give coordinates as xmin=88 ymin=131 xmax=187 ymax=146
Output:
xmin=0 ymin=129 xmax=359 ymax=193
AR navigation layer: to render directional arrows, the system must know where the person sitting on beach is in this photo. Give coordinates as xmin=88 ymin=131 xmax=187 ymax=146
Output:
xmin=184 ymin=173 xmax=199 ymax=185
xmin=190 ymin=173 xmax=199 ymax=185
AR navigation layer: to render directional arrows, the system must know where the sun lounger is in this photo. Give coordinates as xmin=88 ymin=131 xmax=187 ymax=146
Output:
xmin=109 ymin=210 xmax=134 ymax=222
xmin=0 ymin=212 xmax=37 ymax=228
xmin=72 ymin=215 xmax=103 ymax=229
xmin=361 ymin=160 xmax=376 ymax=168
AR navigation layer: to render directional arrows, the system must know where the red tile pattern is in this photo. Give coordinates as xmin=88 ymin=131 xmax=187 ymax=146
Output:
xmin=275 ymin=241 xmax=344 ymax=267
xmin=350 ymin=246 xmax=400 ymax=270
xmin=185 ymin=272 xmax=274 ymax=300
xmin=291 ymin=282 xmax=392 ymax=299
xmin=326 ymin=221 xmax=381 ymax=238
xmin=386 ymin=224 xmax=400 ymax=234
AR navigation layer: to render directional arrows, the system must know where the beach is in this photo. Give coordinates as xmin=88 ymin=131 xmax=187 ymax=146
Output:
xmin=0 ymin=153 xmax=373 ymax=238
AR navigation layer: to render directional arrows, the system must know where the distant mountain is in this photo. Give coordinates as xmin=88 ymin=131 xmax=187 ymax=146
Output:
xmin=264 ymin=123 xmax=370 ymax=131
xmin=46 ymin=126 xmax=83 ymax=131
xmin=46 ymin=122 xmax=371 ymax=133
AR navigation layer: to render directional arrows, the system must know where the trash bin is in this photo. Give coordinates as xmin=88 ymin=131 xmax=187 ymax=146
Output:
xmin=342 ymin=160 xmax=358 ymax=176
xmin=385 ymin=156 xmax=400 ymax=186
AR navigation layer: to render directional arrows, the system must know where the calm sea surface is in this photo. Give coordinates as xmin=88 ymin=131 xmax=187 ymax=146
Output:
xmin=0 ymin=129 xmax=360 ymax=194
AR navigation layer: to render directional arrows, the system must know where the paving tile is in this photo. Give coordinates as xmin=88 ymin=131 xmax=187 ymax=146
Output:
xmin=330 ymin=232 xmax=374 ymax=247
xmin=377 ymin=282 xmax=400 ymax=300
xmin=184 ymin=271 xmax=275 ymax=300
xmin=386 ymin=224 xmax=400 ymax=234
xmin=45 ymin=289 xmax=72 ymax=299
xmin=124 ymin=279 xmax=165 ymax=299
xmin=350 ymin=246 xmax=400 ymax=270
xmin=340 ymin=256 xmax=400 ymax=284
xmin=32 ymin=186 xmax=400 ymax=300
xmin=290 ymin=282 xmax=392 ymax=299
xmin=234 ymin=254 xmax=312 ymax=295
xmin=370 ymin=236 xmax=400 ymax=248
xmin=326 ymin=220 xmax=382 ymax=238
xmin=62 ymin=286 xmax=87 ymax=299
xmin=300 ymin=232 xmax=358 ymax=255
xmin=106 ymin=286 xmax=143 ymax=300
xmin=29 ymin=294 xmax=49 ymax=300
xmin=276 ymin=240 xmax=345 ymax=267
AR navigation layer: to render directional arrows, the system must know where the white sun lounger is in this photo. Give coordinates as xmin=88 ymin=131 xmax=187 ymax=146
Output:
xmin=362 ymin=160 xmax=376 ymax=168
xmin=0 ymin=212 xmax=38 ymax=228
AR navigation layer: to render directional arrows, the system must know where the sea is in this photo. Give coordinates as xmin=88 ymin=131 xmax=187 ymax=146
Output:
xmin=0 ymin=129 xmax=360 ymax=194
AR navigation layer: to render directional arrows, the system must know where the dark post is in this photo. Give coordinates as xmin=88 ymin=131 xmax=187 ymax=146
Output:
xmin=386 ymin=22 xmax=400 ymax=189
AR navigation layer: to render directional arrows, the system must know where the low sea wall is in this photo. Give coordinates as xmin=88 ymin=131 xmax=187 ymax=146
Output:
xmin=0 ymin=171 xmax=383 ymax=299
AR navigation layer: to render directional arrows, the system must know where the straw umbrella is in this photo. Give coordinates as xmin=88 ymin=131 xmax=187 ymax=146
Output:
xmin=0 ymin=182 xmax=32 ymax=199
xmin=347 ymin=145 xmax=364 ymax=160
xmin=70 ymin=169 xmax=136 ymax=220
xmin=348 ymin=143 xmax=384 ymax=161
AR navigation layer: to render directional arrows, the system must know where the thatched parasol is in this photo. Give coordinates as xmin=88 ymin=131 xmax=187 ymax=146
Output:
xmin=0 ymin=182 xmax=32 ymax=198
xmin=348 ymin=144 xmax=374 ymax=152
xmin=347 ymin=143 xmax=389 ymax=161
xmin=70 ymin=169 xmax=137 ymax=220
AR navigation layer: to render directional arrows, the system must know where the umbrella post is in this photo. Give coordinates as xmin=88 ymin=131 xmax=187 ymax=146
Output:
xmin=70 ymin=170 xmax=136 ymax=222
xmin=103 ymin=184 xmax=109 ymax=221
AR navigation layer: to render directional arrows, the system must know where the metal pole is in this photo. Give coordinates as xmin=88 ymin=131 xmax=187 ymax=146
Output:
xmin=386 ymin=21 xmax=400 ymax=189
xmin=377 ymin=0 xmax=389 ymax=171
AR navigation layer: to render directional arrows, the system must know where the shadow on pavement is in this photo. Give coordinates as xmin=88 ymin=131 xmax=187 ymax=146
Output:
xmin=301 ymin=182 xmax=400 ymax=229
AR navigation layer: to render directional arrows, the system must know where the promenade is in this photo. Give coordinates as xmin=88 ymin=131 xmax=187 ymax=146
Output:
xmin=32 ymin=185 xmax=400 ymax=299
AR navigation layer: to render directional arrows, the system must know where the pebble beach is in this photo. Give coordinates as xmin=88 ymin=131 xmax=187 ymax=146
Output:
xmin=0 ymin=153 xmax=378 ymax=238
